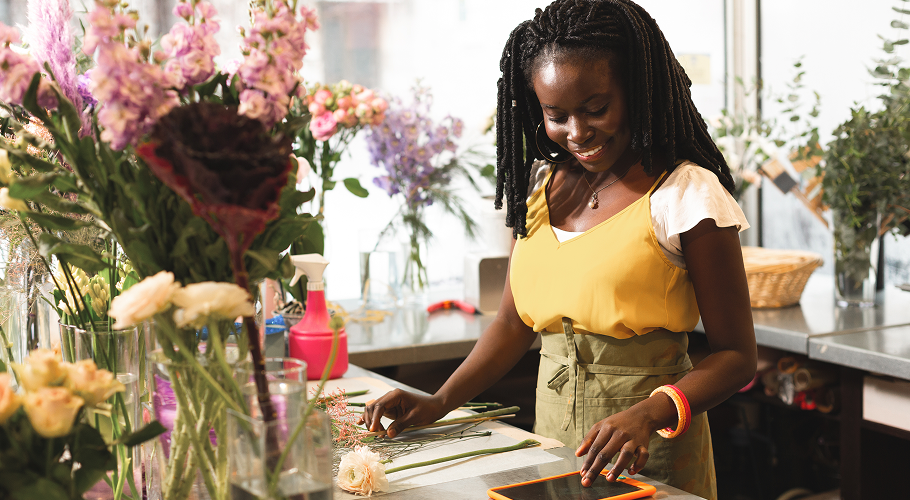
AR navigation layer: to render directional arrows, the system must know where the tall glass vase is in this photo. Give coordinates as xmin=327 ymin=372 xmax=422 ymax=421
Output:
xmin=833 ymin=209 xmax=881 ymax=307
xmin=59 ymin=322 xmax=143 ymax=500
xmin=228 ymin=358 xmax=332 ymax=500
xmin=399 ymin=223 xmax=429 ymax=307
xmin=143 ymin=322 xmax=247 ymax=500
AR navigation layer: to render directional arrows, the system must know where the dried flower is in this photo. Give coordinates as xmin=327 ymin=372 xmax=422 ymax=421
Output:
xmin=23 ymin=0 xmax=82 ymax=113
xmin=23 ymin=387 xmax=83 ymax=437
xmin=337 ymin=446 xmax=389 ymax=496
xmin=171 ymin=281 xmax=254 ymax=328
xmin=0 ymin=373 xmax=21 ymax=425
xmin=136 ymin=102 xmax=293 ymax=257
xmin=108 ymin=270 xmax=179 ymax=329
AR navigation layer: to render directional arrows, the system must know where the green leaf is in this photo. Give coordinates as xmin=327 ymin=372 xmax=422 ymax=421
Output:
xmin=20 ymin=73 xmax=50 ymax=124
xmin=116 ymin=421 xmax=167 ymax=448
xmin=38 ymin=233 xmax=109 ymax=273
xmin=7 ymin=174 xmax=56 ymax=199
xmin=10 ymin=478 xmax=70 ymax=500
xmin=246 ymin=248 xmax=281 ymax=274
xmin=789 ymin=115 xmax=801 ymax=122
xmin=343 ymin=177 xmax=369 ymax=198
xmin=894 ymin=6 xmax=910 ymax=14
xmin=895 ymin=39 xmax=910 ymax=45
xmin=33 ymin=191 xmax=92 ymax=215
xmin=892 ymin=20 xmax=909 ymax=29
xmin=23 ymin=211 xmax=92 ymax=231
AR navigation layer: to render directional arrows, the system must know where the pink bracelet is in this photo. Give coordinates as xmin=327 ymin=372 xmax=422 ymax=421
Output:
xmin=650 ymin=384 xmax=691 ymax=438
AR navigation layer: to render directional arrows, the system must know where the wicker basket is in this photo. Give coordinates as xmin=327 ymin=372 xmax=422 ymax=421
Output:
xmin=741 ymin=246 xmax=824 ymax=308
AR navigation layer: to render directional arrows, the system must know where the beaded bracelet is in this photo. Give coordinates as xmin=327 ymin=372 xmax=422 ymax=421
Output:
xmin=650 ymin=384 xmax=691 ymax=439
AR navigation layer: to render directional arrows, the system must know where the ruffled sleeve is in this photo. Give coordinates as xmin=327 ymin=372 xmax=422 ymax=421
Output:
xmin=651 ymin=162 xmax=750 ymax=267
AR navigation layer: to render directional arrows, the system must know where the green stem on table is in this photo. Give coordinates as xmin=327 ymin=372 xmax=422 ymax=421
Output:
xmin=383 ymin=439 xmax=541 ymax=474
xmin=430 ymin=406 xmax=520 ymax=426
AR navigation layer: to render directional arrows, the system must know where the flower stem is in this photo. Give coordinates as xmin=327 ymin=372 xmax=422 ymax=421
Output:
xmin=383 ymin=439 xmax=540 ymax=474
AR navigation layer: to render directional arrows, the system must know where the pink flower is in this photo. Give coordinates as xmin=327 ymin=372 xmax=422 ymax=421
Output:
xmin=372 ymin=97 xmax=388 ymax=112
xmin=308 ymin=101 xmax=326 ymax=115
xmin=300 ymin=6 xmax=320 ymax=30
xmin=238 ymin=89 xmax=270 ymax=121
xmin=0 ymin=23 xmax=19 ymax=45
xmin=310 ymin=111 xmax=338 ymax=141
xmin=332 ymin=108 xmax=347 ymax=123
xmin=313 ymin=88 xmax=332 ymax=105
xmin=173 ymin=2 xmax=192 ymax=18
xmin=336 ymin=95 xmax=352 ymax=110
xmin=196 ymin=1 xmax=217 ymax=19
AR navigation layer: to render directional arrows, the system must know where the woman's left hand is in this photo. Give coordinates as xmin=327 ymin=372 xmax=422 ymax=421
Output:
xmin=575 ymin=403 xmax=662 ymax=487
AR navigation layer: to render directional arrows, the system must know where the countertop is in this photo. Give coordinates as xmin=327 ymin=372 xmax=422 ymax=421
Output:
xmin=339 ymin=364 xmax=704 ymax=500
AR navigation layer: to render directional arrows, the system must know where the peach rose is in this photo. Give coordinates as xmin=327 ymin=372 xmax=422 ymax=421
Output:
xmin=171 ymin=281 xmax=255 ymax=328
xmin=12 ymin=348 xmax=67 ymax=392
xmin=0 ymin=373 xmax=21 ymax=424
xmin=64 ymin=360 xmax=126 ymax=407
xmin=23 ymin=387 xmax=84 ymax=438
xmin=337 ymin=446 xmax=388 ymax=496
xmin=108 ymin=271 xmax=179 ymax=329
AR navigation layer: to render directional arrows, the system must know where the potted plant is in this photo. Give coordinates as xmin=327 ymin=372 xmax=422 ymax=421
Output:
xmin=820 ymin=12 xmax=910 ymax=306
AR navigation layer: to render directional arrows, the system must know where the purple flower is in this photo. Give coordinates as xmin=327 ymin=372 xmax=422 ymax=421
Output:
xmin=23 ymin=0 xmax=81 ymax=112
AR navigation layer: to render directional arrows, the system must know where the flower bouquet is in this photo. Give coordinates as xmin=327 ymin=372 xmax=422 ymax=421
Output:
xmin=365 ymin=84 xmax=483 ymax=298
xmin=0 ymin=0 xmax=325 ymax=497
xmin=0 ymin=349 xmax=163 ymax=499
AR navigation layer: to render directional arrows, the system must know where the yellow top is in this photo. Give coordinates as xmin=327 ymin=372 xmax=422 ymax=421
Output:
xmin=510 ymin=168 xmax=700 ymax=339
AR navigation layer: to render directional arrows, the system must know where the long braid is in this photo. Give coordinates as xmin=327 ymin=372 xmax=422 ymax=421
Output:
xmin=495 ymin=0 xmax=734 ymax=238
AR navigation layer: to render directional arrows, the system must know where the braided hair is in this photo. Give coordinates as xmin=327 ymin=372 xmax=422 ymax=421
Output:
xmin=495 ymin=0 xmax=734 ymax=238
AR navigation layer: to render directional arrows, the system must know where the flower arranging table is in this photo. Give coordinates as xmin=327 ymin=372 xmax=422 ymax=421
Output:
xmin=333 ymin=365 xmax=705 ymax=499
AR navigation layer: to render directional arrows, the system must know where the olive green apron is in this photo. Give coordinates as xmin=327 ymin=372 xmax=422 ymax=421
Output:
xmin=534 ymin=318 xmax=717 ymax=500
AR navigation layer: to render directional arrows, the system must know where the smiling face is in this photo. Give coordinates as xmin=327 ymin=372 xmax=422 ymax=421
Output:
xmin=531 ymin=52 xmax=636 ymax=173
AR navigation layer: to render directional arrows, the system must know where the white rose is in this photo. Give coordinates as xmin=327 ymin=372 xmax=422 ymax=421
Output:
xmin=171 ymin=282 xmax=255 ymax=329
xmin=108 ymin=271 xmax=179 ymax=329
xmin=0 ymin=187 xmax=28 ymax=211
xmin=0 ymin=149 xmax=12 ymax=184
xmin=12 ymin=348 xmax=67 ymax=392
xmin=64 ymin=359 xmax=125 ymax=407
xmin=337 ymin=446 xmax=389 ymax=496
xmin=0 ymin=373 xmax=21 ymax=424
xmin=23 ymin=387 xmax=84 ymax=438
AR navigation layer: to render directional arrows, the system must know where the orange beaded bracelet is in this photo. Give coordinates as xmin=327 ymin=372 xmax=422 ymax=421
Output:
xmin=650 ymin=384 xmax=691 ymax=439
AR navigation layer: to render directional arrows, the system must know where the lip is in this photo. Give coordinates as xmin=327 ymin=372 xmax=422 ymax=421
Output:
xmin=573 ymin=138 xmax=610 ymax=162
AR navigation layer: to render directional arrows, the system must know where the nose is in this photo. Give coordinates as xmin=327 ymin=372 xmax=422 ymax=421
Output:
xmin=566 ymin=116 xmax=593 ymax=146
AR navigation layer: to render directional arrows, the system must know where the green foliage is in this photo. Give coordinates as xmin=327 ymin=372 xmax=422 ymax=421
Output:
xmin=821 ymin=2 xmax=910 ymax=235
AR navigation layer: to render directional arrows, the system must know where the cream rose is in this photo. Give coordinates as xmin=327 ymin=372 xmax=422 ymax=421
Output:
xmin=11 ymin=348 xmax=67 ymax=392
xmin=23 ymin=387 xmax=84 ymax=438
xmin=64 ymin=359 xmax=125 ymax=407
xmin=108 ymin=270 xmax=179 ymax=329
xmin=337 ymin=446 xmax=388 ymax=496
xmin=0 ymin=373 xmax=21 ymax=424
xmin=0 ymin=187 xmax=28 ymax=211
xmin=171 ymin=282 xmax=255 ymax=328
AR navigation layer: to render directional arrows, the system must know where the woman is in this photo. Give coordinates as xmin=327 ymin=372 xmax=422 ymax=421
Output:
xmin=360 ymin=1 xmax=756 ymax=498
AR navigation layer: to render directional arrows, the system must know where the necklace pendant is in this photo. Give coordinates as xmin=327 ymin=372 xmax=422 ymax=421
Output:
xmin=589 ymin=193 xmax=599 ymax=209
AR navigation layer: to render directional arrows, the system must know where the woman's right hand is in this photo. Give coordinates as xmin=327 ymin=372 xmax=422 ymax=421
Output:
xmin=358 ymin=389 xmax=447 ymax=438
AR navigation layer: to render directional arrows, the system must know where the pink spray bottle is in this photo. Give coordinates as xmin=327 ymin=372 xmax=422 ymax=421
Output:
xmin=287 ymin=254 xmax=348 ymax=380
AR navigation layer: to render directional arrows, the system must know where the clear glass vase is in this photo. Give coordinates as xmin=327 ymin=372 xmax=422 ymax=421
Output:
xmin=833 ymin=209 xmax=881 ymax=307
xmin=59 ymin=322 xmax=143 ymax=500
xmin=144 ymin=340 xmax=246 ymax=500
xmin=228 ymin=358 xmax=333 ymax=500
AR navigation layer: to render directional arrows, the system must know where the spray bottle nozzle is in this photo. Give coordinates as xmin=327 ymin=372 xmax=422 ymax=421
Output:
xmin=289 ymin=254 xmax=330 ymax=289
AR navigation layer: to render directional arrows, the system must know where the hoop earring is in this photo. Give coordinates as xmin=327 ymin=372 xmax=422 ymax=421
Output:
xmin=535 ymin=121 xmax=572 ymax=163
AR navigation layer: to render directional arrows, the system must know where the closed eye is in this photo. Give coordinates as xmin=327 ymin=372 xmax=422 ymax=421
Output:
xmin=588 ymin=105 xmax=608 ymax=116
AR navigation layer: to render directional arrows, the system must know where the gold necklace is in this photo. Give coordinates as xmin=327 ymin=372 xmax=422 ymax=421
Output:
xmin=582 ymin=166 xmax=632 ymax=209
